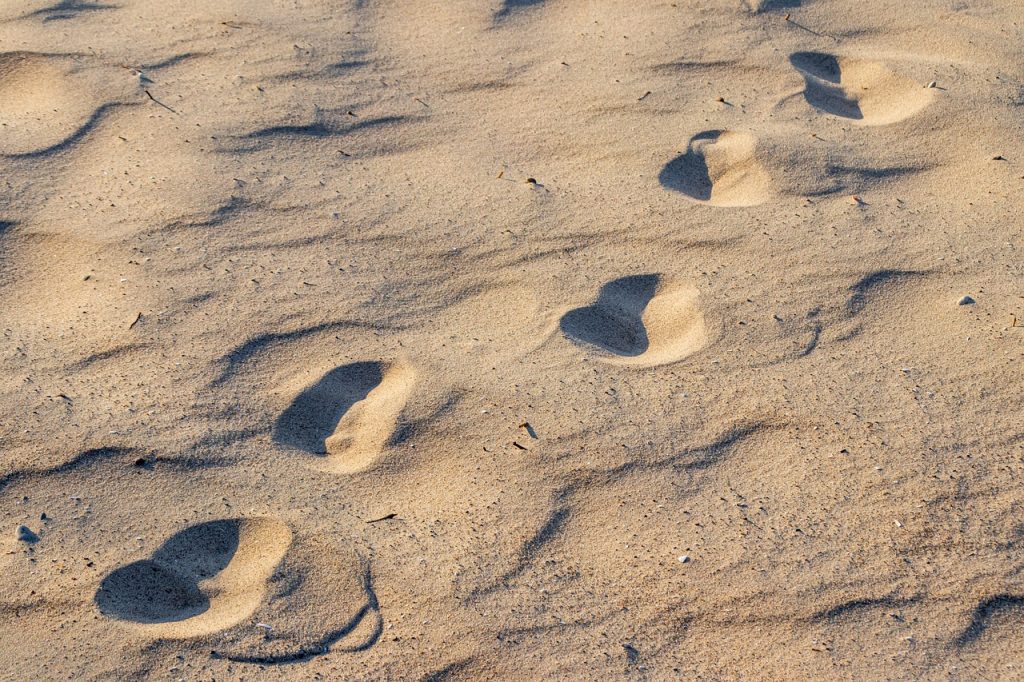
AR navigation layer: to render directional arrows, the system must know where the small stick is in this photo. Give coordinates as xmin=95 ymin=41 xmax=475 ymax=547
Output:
xmin=783 ymin=13 xmax=838 ymax=42
xmin=637 ymin=91 xmax=651 ymax=101
xmin=128 ymin=312 xmax=143 ymax=329
xmin=414 ymin=97 xmax=430 ymax=108
xmin=144 ymin=90 xmax=178 ymax=114
xmin=366 ymin=513 xmax=397 ymax=524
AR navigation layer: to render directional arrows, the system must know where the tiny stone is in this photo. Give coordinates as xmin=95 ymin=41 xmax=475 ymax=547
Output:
xmin=925 ymin=81 xmax=936 ymax=88
xmin=17 ymin=525 xmax=39 ymax=543
xmin=525 ymin=177 xmax=537 ymax=184
xmin=678 ymin=555 xmax=690 ymax=563
xmin=957 ymin=295 xmax=975 ymax=305
xmin=134 ymin=457 xmax=148 ymax=467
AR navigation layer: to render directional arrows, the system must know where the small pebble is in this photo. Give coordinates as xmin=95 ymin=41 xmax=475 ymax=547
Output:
xmin=957 ymin=295 xmax=975 ymax=305
xmin=678 ymin=555 xmax=690 ymax=563
xmin=16 ymin=525 xmax=39 ymax=543
xmin=925 ymin=81 xmax=936 ymax=88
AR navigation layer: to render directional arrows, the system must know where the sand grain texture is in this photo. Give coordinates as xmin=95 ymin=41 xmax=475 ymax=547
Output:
xmin=0 ymin=0 xmax=1022 ymax=679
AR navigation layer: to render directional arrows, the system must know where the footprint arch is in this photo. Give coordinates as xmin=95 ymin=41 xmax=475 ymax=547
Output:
xmin=95 ymin=517 xmax=292 ymax=638
xmin=560 ymin=274 xmax=709 ymax=367
xmin=659 ymin=130 xmax=772 ymax=207
xmin=273 ymin=359 xmax=416 ymax=474
xmin=789 ymin=51 xmax=933 ymax=125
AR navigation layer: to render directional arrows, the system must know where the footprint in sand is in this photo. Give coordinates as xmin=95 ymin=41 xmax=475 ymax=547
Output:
xmin=659 ymin=130 xmax=772 ymax=207
xmin=273 ymin=359 xmax=415 ymax=474
xmin=789 ymin=51 xmax=934 ymax=126
xmin=95 ymin=518 xmax=291 ymax=638
xmin=560 ymin=274 xmax=709 ymax=367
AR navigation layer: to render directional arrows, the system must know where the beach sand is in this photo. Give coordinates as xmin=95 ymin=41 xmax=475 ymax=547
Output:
xmin=0 ymin=0 xmax=1022 ymax=678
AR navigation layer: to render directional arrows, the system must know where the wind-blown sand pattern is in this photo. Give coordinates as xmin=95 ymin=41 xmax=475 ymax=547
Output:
xmin=0 ymin=1 xmax=1022 ymax=679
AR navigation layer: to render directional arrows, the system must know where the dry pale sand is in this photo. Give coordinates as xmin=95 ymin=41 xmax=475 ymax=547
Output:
xmin=0 ymin=0 xmax=1022 ymax=679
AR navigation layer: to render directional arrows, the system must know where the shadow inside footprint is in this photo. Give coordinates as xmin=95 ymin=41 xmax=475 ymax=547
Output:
xmin=95 ymin=518 xmax=291 ymax=636
xmin=96 ymin=520 xmax=241 ymax=624
xmin=96 ymin=561 xmax=209 ymax=623
xmin=660 ymin=130 xmax=771 ymax=206
xmin=273 ymin=362 xmax=383 ymax=455
xmin=790 ymin=51 xmax=842 ymax=82
xmin=560 ymin=275 xmax=659 ymax=357
xmin=495 ymin=0 xmax=545 ymax=20
xmin=658 ymin=131 xmax=719 ymax=200
xmin=790 ymin=52 xmax=863 ymax=120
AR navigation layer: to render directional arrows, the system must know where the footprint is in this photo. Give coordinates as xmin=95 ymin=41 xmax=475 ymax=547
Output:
xmin=789 ymin=52 xmax=933 ymax=125
xmin=659 ymin=130 xmax=772 ymax=207
xmin=560 ymin=274 xmax=708 ymax=367
xmin=273 ymin=359 xmax=416 ymax=474
xmin=95 ymin=517 xmax=291 ymax=638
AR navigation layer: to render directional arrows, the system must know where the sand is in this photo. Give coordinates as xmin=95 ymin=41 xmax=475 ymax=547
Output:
xmin=0 ymin=0 xmax=1022 ymax=679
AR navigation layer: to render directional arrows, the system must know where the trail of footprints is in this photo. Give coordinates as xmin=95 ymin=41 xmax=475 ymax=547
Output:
xmin=662 ymin=51 xmax=936 ymax=205
xmin=48 ymin=39 xmax=975 ymax=668
xmin=91 ymin=273 xmax=710 ymax=645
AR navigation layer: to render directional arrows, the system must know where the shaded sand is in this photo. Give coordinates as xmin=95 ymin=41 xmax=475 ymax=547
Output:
xmin=0 ymin=0 xmax=1023 ymax=680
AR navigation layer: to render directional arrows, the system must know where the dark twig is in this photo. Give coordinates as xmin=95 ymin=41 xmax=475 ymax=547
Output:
xmin=144 ymin=90 xmax=178 ymax=114
xmin=783 ymin=13 xmax=839 ymax=42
